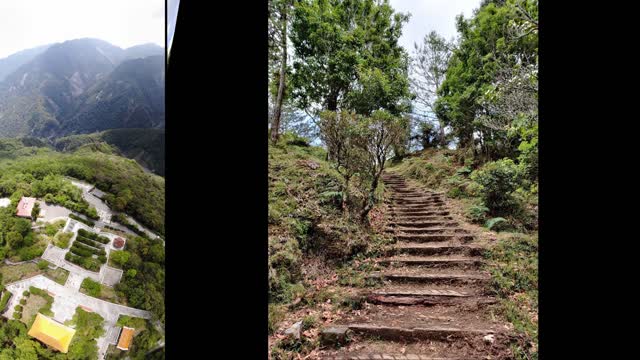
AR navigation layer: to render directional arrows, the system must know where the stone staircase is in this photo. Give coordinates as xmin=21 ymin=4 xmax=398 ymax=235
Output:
xmin=318 ymin=173 xmax=514 ymax=360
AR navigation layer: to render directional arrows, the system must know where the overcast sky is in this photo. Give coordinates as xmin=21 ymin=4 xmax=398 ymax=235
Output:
xmin=389 ymin=0 xmax=480 ymax=52
xmin=0 ymin=0 xmax=164 ymax=59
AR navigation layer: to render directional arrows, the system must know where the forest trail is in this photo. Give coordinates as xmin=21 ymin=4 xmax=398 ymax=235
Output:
xmin=319 ymin=173 xmax=515 ymax=360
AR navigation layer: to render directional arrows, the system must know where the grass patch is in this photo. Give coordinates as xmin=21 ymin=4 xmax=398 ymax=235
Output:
xmin=43 ymin=266 xmax=70 ymax=285
xmin=268 ymin=303 xmax=285 ymax=335
xmin=44 ymin=220 xmax=66 ymax=236
xmin=0 ymin=263 xmax=40 ymax=283
xmin=485 ymin=232 xmax=538 ymax=359
xmin=21 ymin=294 xmax=47 ymax=326
xmin=25 ymin=287 xmax=54 ymax=318
xmin=54 ymin=231 xmax=74 ymax=249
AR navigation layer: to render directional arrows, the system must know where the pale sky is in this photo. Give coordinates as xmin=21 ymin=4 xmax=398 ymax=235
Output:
xmin=0 ymin=0 xmax=164 ymax=59
xmin=389 ymin=0 xmax=480 ymax=52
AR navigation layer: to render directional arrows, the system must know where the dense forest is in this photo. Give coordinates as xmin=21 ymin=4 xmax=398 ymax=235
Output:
xmin=0 ymin=138 xmax=165 ymax=235
xmin=269 ymin=0 xmax=537 ymax=358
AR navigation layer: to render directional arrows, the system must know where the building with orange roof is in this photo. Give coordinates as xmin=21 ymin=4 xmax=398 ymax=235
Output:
xmin=117 ymin=326 xmax=135 ymax=350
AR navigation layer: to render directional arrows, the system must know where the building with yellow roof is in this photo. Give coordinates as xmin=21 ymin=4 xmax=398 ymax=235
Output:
xmin=28 ymin=313 xmax=76 ymax=353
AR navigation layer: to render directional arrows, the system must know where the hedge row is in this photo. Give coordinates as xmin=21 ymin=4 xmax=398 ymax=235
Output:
xmin=0 ymin=292 xmax=12 ymax=313
xmin=75 ymin=235 xmax=105 ymax=249
xmin=72 ymin=241 xmax=106 ymax=256
xmin=65 ymin=253 xmax=102 ymax=272
xmin=78 ymin=229 xmax=109 ymax=244
xmin=70 ymin=214 xmax=95 ymax=227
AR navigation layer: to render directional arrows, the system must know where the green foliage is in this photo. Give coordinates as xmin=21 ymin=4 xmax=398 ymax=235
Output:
xmin=69 ymin=307 xmax=105 ymax=339
xmin=81 ymin=278 xmax=101 ymax=297
xmin=268 ymin=304 xmax=285 ymax=335
xmin=37 ymin=260 xmax=49 ymax=270
xmin=436 ymin=0 xmax=537 ymax=151
xmin=55 ymin=128 xmax=165 ymax=176
xmin=486 ymin=232 xmax=538 ymax=357
xmin=0 ymin=292 xmax=12 ymax=312
xmin=290 ymin=0 xmax=411 ymax=115
xmin=318 ymin=110 xmax=409 ymax=221
xmin=69 ymin=214 xmax=95 ymax=227
xmin=485 ymin=217 xmax=509 ymax=231
xmin=109 ymin=251 xmax=130 ymax=267
xmin=470 ymin=158 xmax=520 ymax=215
xmin=14 ymin=305 xmax=22 ymax=312
xmin=0 ymin=140 xmax=164 ymax=235
xmin=114 ymin=235 xmax=165 ymax=322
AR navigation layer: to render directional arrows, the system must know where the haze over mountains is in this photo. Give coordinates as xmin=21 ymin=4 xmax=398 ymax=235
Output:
xmin=0 ymin=38 xmax=164 ymax=138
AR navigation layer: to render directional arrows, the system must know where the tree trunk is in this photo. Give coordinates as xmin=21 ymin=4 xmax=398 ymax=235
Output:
xmin=360 ymin=172 xmax=381 ymax=224
xmin=438 ymin=119 xmax=446 ymax=148
xmin=270 ymin=6 xmax=287 ymax=144
xmin=327 ymin=90 xmax=339 ymax=112
xmin=342 ymin=175 xmax=350 ymax=212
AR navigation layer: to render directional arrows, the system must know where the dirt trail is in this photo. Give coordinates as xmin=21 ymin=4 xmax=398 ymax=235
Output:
xmin=318 ymin=172 xmax=516 ymax=360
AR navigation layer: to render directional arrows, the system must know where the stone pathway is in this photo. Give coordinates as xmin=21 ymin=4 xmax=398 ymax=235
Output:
xmin=319 ymin=173 xmax=515 ymax=359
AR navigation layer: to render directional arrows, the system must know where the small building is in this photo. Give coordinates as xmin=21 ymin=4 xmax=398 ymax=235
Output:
xmin=116 ymin=326 xmax=135 ymax=350
xmin=113 ymin=237 xmax=126 ymax=249
xmin=28 ymin=313 xmax=76 ymax=353
xmin=16 ymin=197 xmax=36 ymax=218
xmin=0 ymin=198 xmax=10 ymax=208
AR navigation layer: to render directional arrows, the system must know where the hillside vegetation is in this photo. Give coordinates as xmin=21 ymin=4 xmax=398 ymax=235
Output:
xmin=0 ymin=138 xmax=165 ymax=235
xmin=54 ymin=128 xmax=165 ymax=175
xmin=268 ymin=134 xmax=391 ymax=357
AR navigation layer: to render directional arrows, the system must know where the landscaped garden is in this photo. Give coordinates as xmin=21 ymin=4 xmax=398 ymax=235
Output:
xmin=15 ymin=287 xmax=54 ymax=324
xmin=65 ymin=228 xmax=109 ymax=271
xmin=80 ymin=277 xmax=127 ymax=305
xmin=0 ymin=261 xmax=69 ymax=285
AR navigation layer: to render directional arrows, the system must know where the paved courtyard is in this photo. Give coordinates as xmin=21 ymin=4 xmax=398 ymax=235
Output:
xmin=99 ymin=266 xmax=123 ymax=287
xmin=4 ymin=275 xmax=151 ymax=359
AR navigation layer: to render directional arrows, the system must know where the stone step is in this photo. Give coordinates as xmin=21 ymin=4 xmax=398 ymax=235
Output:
xmin=390 ymin=206 xmax=448 ymax=212
xmin=387 ymin=227 xmax=464 ymax=234
xmin=327 ymin=355 xmax=469 ymax=360
xmin=369 ymin=271 xmax=490 ymax=285
xmin=336 ymin=324 xmax=497 ymax=342
xmin=388 ymin=221 xmax=458 ymax=228
xmin=392 ymin=243 xmax=482 ymax=256
xmin=389 ymin=216 xmax=454 ymax=222
xmin=389 ymin=209 xmax=450 ymax=216
xmin=378 ymin=256 xmax=482 ymax=268
xmin=394 ymin=234 xmax=474 ymax=242
xmin=387 ymin=200 xmax=445 ymax=206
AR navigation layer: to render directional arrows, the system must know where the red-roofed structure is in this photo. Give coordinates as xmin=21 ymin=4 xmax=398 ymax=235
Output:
xmin=16 ymin=197 xmax=36 ymax=218
xmin=113 ymin=237 xmax=125 ymax=249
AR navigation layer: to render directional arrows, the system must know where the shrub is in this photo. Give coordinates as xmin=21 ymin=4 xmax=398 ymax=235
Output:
xmin=0 ymin=292 xmax=12 ymax=312
xmin=69 ymin=214 xmax=95 ymax=227
xmin=470 ymin=159 xmax=521 ymax=215
xmin=23 ymin=291 xmax=30 ymax=297
xmin=20 ymin=299 xmax=27 ymax=305
xmin=54 ymin=232 xmax=73 ymax=248
xmin=14 ymin=305 xmax=23 ymax=312
xmin=18 ymin=245 xmax=44 ymax=261
xmin=81 ymin=278 xmax=101 ymax=297
xmin=466 ymin=203 xmax=489 ymax=224
xmin=13 ymin=312 xmax=21 ymax=319
xmin=485 ymin=217 xmax=510 ymax=231
xmin=37 ymin=260 xmax=49 ymax=270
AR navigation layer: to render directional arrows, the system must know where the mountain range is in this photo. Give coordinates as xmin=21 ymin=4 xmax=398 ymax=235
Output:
xmin=0 ymin=38 xmax=164 ymax=138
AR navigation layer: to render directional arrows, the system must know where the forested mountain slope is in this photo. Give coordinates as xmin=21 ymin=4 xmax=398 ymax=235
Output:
xmin=0 ymin=39 xmax=164 ymax=138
